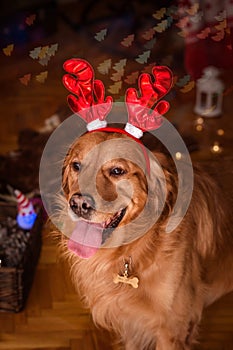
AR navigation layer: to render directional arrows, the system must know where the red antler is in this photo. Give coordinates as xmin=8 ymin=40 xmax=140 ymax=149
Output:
xmin=63 ymin=59 xmax=113 ymax=128
xmin=125 ymin=66 xmax=173 ymax=132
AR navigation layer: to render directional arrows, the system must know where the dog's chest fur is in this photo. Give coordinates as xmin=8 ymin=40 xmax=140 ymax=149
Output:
xmin=68 ymin=232 xmax=203 ymax=348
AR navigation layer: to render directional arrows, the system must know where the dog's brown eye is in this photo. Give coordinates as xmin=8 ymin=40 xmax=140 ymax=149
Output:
xmin=72 ymin=162 xmax=81 ymax=171
xmin=110 ymin=167 xmax=126 ymax=176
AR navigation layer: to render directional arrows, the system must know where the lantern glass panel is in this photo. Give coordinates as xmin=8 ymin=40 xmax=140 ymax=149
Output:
xmin=212 ymin=93 xmax=218 ymax=109
xmin=200 ymin=92 xmax=207 ymax=107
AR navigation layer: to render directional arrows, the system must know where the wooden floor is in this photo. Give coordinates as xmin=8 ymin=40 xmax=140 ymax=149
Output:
xmin=0 ymin=229 xmax=233 ymax=350
xmin=0 ymin=229 xmax=118 ymax=350
xmin=0 ymin=226 xmax=115 ymax=350
xmin=0 ymin=1 xmax=233 ymax=349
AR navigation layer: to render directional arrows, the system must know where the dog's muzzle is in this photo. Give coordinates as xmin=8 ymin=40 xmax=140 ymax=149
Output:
xmin=69 ymin=193 xmax=95 ymax=220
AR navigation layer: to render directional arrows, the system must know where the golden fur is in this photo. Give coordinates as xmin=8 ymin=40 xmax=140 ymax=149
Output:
xmin=58 ymin=131 xmax=233 ymax=350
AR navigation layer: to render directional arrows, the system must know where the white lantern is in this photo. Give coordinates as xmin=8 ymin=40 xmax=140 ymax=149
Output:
xmin=194 ymin=66 xmax=224 ymax=117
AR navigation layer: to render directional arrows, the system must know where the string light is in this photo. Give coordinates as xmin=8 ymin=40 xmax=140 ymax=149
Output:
xmin=217 ymin=129 xmax=224 ymax=136
xmin=210 ymin=141 xmax=222 ymax=154
xmin=196 ymin=124 xmax=203 ymax=132
xmin=175 ymin=152 xmax=182 ymax=160
xmin=197 ymin=117 xmax=204 ymax=124
xmin=195 ymin=117 xmax=204 ymax=131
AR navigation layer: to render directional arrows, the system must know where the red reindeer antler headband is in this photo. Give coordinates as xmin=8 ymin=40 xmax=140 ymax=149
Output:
xmin=62 ymin=58 xmax=173 ymax=138
xmin=63 ymin=59 xmax=172 ymax=173
xmin=63 ymin=59 xmax=113 ymax=131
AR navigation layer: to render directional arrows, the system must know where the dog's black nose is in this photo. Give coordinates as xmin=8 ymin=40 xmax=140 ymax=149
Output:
xmin=69 ymin=193 xmax=95 ymax=219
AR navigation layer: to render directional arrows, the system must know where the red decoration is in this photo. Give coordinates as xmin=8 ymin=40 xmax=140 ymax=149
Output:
xmin=125 ymin=66 xmax=172 ymax=131
xmin=63 ymin=59 xmax=113 ymax=123
xmin=62 ymin=59 xmax=173 ymax=136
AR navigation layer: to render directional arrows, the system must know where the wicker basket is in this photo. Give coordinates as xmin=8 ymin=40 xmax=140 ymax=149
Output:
xmin=0 ymin=203 xmax=43 ymax=312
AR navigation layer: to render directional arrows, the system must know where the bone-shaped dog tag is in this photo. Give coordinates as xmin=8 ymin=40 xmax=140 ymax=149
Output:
xmin=113 ymin=274 xmax=139 ymax=288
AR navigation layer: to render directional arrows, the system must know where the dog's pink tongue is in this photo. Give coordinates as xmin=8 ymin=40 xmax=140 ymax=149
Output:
xmin=68 ymin=220 xmax=103 ymax=259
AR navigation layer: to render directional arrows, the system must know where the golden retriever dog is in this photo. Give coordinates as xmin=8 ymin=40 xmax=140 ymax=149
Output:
xmin=58 ymin=129 xmax=233 ymax=350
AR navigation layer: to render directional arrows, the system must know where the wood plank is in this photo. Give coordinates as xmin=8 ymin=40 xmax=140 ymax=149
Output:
xmin=47 ymin=265 xmax=66 ymax=303
xmin=0 ymin=313 xmax=15 ymax=334
xmin=0 ymin=330 xmax=83 ymax=349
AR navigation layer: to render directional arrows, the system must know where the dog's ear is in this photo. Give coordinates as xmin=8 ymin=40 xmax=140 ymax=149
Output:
xmin=62 ymin=151 xmax=71 ymax=196
xmin=148 ymin=152 xmax=178 ymax=224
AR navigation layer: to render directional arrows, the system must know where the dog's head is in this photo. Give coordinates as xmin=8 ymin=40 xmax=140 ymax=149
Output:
xmin=59 ymin=58 xmax=176 ymax=258
xmin=61 ymin=130 xmax=176 ymax=259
